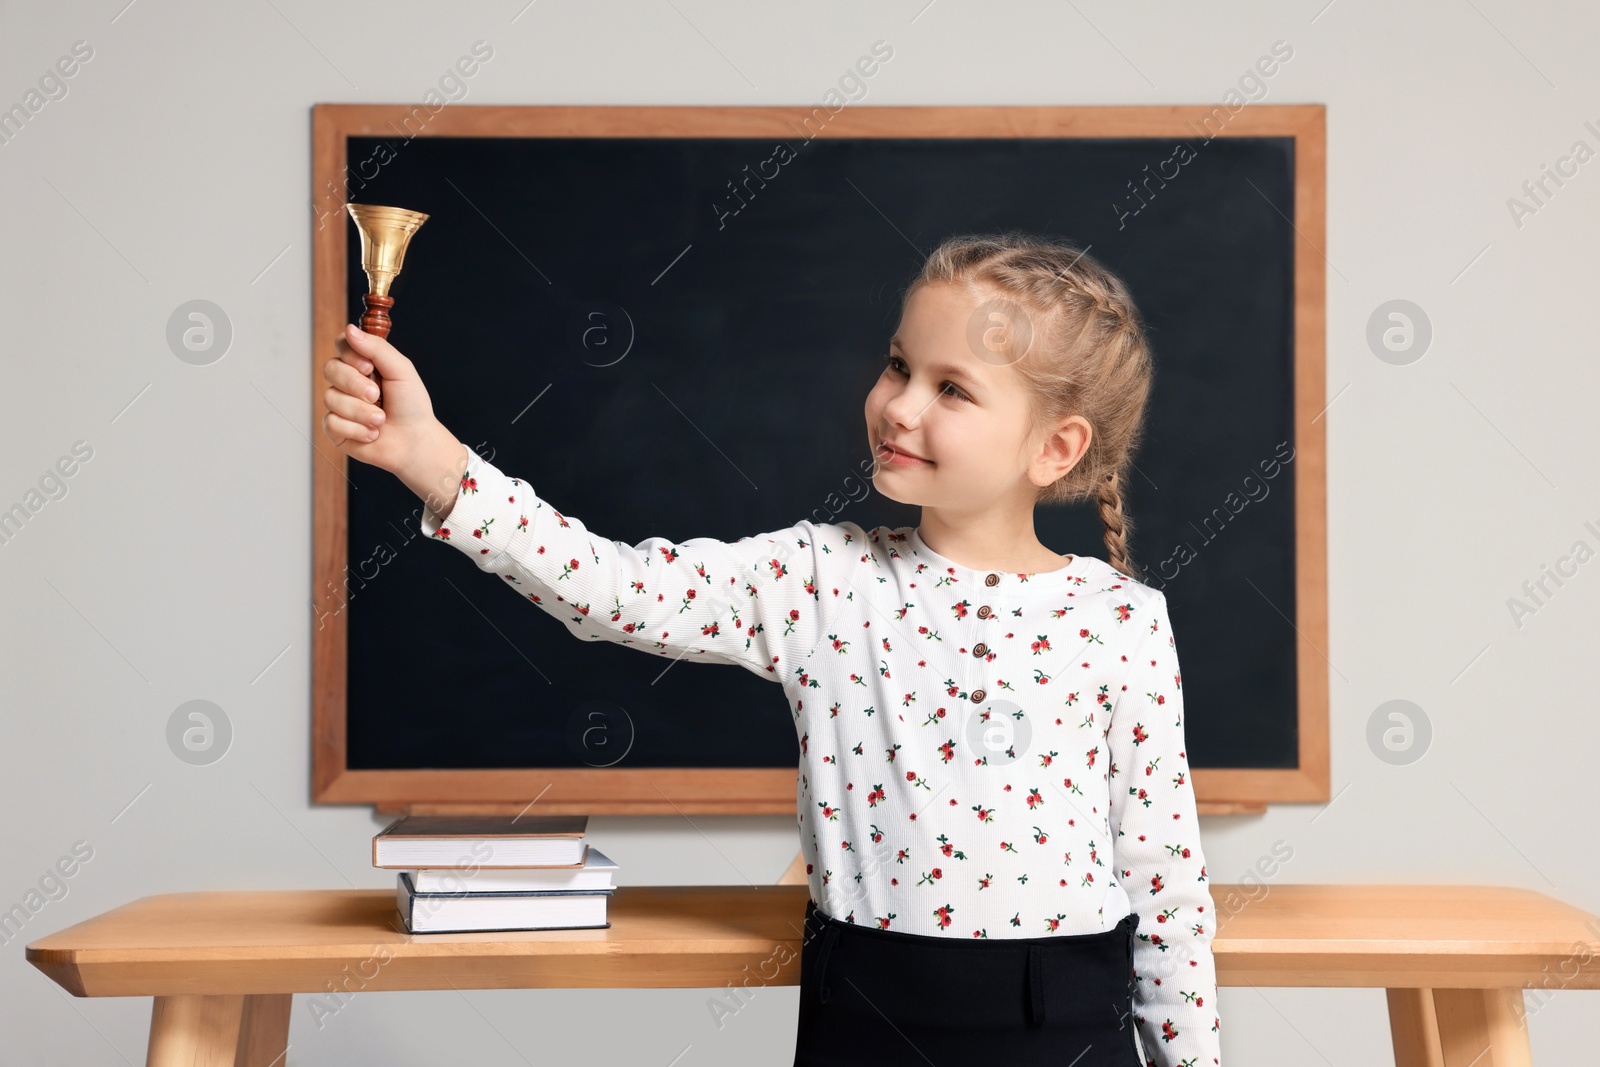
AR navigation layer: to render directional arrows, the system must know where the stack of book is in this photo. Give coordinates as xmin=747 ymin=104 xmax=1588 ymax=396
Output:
xmin=373 ymin=813 xmax=617 ymax=934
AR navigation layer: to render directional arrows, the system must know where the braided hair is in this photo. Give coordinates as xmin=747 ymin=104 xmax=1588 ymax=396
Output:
xmin=900 ymin=233 xmax=1154 ymax=581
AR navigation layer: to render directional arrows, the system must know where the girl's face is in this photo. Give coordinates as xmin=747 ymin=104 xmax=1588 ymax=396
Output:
xmin=865 ymin=281 xmax=1056 ymax=510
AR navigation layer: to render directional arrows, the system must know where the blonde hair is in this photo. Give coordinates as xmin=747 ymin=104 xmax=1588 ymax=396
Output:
xmin=901 ymin=232 xmax=1155 ymax=581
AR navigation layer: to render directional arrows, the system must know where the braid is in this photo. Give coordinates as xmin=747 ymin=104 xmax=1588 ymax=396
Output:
xmin=1053 ymin=274 xmax=1135 ymax=334
xmin=1096 ymin=469 xmax=1140 ymax=582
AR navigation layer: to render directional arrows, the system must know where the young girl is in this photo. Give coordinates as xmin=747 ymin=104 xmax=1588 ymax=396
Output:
xmin=323 ymin=233 xmax=1221 ymax=1067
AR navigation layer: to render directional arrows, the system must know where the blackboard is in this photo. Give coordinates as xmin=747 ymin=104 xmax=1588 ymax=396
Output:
xmin=309 ymin=105 xmax=1328 ymax=814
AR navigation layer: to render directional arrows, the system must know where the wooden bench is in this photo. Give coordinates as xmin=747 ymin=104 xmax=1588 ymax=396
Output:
xmin=27 ymin=883 xmax=1600 ymax=1066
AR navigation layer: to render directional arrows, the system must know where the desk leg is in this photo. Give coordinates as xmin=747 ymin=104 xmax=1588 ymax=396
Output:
xmin=1387 ymin=987 xmax=1532 ymax=1067
xmin=1388 ymin=988 xmax=1443 ymax=1066
xmin=146 ymin=993 xmax=292 ymax=1067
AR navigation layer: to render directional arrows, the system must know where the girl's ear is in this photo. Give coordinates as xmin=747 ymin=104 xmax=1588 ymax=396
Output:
xmin=1029 ymin=415 xmax=1091 ymax=486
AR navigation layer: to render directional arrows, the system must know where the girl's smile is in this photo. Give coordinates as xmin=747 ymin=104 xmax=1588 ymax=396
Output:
xmin=876 ymin=441 xmax=932 ymax=467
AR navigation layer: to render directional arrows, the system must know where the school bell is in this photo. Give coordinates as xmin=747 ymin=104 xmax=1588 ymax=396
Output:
xmin=346 ymin=202 xmax=429 ymax=340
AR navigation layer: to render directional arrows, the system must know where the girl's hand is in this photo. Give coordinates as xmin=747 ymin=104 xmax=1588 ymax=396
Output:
xmin=322 ymin=324 xmax=442 ymax=476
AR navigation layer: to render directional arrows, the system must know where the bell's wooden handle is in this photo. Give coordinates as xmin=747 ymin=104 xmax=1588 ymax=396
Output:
xmin=358 ymin=294 xmax=394 ymax=407
xmin=359 ymin=293 xmax=394 ymax=340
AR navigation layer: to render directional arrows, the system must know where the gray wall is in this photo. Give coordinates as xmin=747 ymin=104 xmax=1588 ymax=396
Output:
xmin=3 ymin=1 xmax=1597 ymax=1063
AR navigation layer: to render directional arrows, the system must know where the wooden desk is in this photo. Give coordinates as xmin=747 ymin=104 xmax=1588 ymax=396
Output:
xmin=27 ymin=884 xmax=1600 ymax=1067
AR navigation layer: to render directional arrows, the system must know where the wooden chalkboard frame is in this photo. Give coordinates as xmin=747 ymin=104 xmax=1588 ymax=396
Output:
xmin=309 ymin=103 xmax=1328 ymax=816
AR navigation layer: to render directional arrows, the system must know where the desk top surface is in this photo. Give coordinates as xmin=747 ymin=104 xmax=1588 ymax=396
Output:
xmin=26 ymin=883 xmax=1600 ymax=997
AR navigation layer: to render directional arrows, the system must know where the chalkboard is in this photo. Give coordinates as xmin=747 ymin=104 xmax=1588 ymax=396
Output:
xmin=310 ymin=105 xmax=1328 ymax=815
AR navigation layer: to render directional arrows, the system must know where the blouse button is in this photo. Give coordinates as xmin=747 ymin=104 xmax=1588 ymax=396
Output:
xmin=984 ymin=573 xmax=1000 ymax=587
xmin=970 ymin=688 xmax=987 ymax=703
xmin=976 ymin=605 xmax=991 ymax=619
xmin=972 ymin=642 xmax=988 ymax=657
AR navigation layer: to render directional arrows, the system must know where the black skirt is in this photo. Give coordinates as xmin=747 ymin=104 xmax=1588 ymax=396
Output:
xmin=794 ymin=898 xmax=1146 ymax=1067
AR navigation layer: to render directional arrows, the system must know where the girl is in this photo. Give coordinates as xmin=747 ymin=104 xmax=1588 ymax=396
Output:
xmin=323 ymin=233 xmax=1221 ymax=1067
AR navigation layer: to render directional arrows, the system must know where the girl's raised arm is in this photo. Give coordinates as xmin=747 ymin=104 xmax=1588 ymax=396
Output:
xmin=420 ymin=442 xmax=866 ymax=684
xmin=321 ymin=324 xmax=865 ymax=684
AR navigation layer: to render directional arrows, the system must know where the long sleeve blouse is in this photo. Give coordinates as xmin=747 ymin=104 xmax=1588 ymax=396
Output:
xmin=419 ymin=444 xmax=1222 ymax=1066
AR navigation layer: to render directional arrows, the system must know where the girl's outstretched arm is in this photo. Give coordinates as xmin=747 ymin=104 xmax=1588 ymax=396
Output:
xmin=322 ymin=324 xmax=864 ymax=682
xmin=1107 ymin=591 xmax=1223 ymax=1067
xmin=418 ymin=442 xmax=865 ymax=684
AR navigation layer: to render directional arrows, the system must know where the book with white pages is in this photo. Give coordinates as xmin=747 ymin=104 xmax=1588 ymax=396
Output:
xmin=410 ymin=847 xmax=618 ymax=893
xmin=396 ymin=871 xmax=613 ymax=934
xmin=372 ymin=813 xmax=588 ymax=868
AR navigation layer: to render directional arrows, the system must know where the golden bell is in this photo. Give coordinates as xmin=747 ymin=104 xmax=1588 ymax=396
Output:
xmin=346 ymin=203 xmax=429 ymax=339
